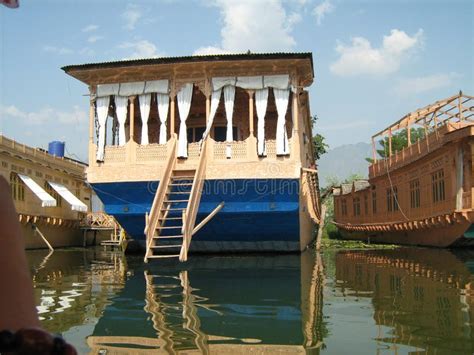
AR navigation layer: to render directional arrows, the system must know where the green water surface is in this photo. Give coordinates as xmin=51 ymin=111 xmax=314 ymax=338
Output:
xmin=26 ymin=247 xmax=474 ymax=354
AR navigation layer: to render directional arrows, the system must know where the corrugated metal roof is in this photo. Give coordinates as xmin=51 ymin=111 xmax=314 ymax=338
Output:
xmin=61 ymin=52 xmax=314 ymax=76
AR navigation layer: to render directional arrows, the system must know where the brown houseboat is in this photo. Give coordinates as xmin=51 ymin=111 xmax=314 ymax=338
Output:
xmin=333 ymin=92 xmax=474 ymax=247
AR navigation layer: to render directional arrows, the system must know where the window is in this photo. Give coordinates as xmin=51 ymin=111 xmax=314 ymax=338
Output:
xmin=372 ymin=191 xmax=377 ymax=214
xmin=353 ymin=197 xmax=361 ymax=216
xmin=386 ymin=187 xmax=399 ymax=212
xmin=1 ymin=161 xmax=7 ymax=168
xmin=364 ymin=195 xmax=368 ymax=215
xmin=386 ymin=188 xmax=393 ymax=212
xmin=410 ymin=179 xmax=421 ymax=208
xmin=431 ymin=169 xmax=445 ymax=203
xmin=214 ymin=126 xmax=238 ymax=142
xmin=10 ymin=173 xmax=25 ymax=201
xmin=393 ymin=187 xmax=399 ymax=211
xmin=44 ymin=182 xmax=61 ymax=207
xmin=341 ymin=199 xmax=347 ymax=216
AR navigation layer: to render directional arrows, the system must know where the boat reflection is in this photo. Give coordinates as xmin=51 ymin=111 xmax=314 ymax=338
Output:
xmin=29 ymin=248 xmax=127 ymax=341
xmin=334 ymin=248 xmax=474 ymax=354
xmin=87 ymin=251 xmax=325 ymax=354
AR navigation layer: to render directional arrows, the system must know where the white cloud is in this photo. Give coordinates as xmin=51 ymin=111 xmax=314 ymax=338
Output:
xmin=118 ymin=40 xmax=161 ymax=59
xmin=82 ymin=24 xmax=98 ymax=33
xmin=43 ymin=45 xmax=73 ymax=55
xmin=313 ymin=0 xmax=334 ymax=25
xmin=394 ymin=73 xmax=460 ymax=95
xmin=193 ymin=46 xmax=231 ymax=56
xmin=330 ymin=29 xmax=424 ymax=77
xmin=0 ymin=105 xmax=87 ymax=125
xmin=122 ymin=4 xmax=142 ymax=30
xmin=194 ymin=0 xmax=298 ymax=55
xmin=87 ymin=35 xmax=104 ymax=43
xmin=79 ymin=47 xmax=95 ymax=56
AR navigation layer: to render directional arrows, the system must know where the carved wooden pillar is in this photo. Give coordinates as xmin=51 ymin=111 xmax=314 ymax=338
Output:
xmin=407 ymin=123 xmax=411 ymax=146
xmin=88 ymin=91 xmax=95 ymax=145
xmin=129 ymin=96 xmax=136 ymax=142
xmin=248 ymin=90 xmax=254 ymax=137
xmin=170 ymin=96 xmax=176 ymax=136
xmin=372 ymin=137 xmax=377 ymax=162
xmin=388 ymin=129 xmax=392 ymax=157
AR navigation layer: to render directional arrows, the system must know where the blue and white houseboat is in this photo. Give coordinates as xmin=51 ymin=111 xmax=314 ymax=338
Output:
xmin=62 ymin=53 xmax=320 ymax=261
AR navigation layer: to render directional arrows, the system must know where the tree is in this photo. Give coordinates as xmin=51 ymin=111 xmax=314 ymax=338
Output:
xmin=366 ymin=127 xmax=425 ymax=163
xmin=311 ymin=115 xmax=329 ymax=160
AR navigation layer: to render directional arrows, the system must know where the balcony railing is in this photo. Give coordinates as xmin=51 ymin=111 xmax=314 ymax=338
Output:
xmin=91 ymin=136 xmax=295 ymax=168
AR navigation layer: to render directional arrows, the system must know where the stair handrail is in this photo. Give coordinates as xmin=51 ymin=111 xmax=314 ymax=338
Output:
xmin=180 ymin=138 xmax=209 ymax=261
xmin=144 ymin=134 xmax=177 ymax=262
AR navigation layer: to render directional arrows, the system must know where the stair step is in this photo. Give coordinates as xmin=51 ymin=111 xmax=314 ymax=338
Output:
xmin=153 ymin=235 xmax=183 ymax=239
xmin=151 ymin=244 xmax=182 ymax=249
xmin=161 ymin=207 xmax=186 ymax=212
xmin=168 ymin=192 xmax=191 ymax=195
xmin=159 ymin=226 xmax=182 ymax=229
xmin=172 ymin=176 xmax=195 ymax=179
xmin=147 ymin=254 xmax=180 ymax=259
xmin=164 ymin=199 xmax=189 ymax=203
xmin=158 ymin=216 xmax=182 ymax=220
xmin=170 ymin=183 xmax=193 ymax=186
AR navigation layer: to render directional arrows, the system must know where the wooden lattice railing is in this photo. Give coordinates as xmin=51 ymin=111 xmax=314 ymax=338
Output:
xmin=302 ymin=167 xmax=321 ymax=224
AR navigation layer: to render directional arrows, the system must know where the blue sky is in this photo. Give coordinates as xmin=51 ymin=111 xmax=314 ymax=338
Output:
xmin=0 ymin=0 xmax=472 ymax=161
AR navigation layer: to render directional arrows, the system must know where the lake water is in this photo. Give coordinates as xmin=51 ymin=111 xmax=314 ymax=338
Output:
xmin=26 ymin=247 xmax=474 ymax=354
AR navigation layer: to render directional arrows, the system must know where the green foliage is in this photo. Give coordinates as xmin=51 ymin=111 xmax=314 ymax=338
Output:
xmin=311 ymin=115 xmax=329 ymax=160
xmin=372 ymin=128 xmax=426 ymax=160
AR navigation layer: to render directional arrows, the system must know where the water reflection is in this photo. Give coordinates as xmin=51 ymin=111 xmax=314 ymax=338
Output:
xmin=26 ymin=247 xmax=474 ymax=354
xmin=333 ymin=248 xmax=474 ymax=354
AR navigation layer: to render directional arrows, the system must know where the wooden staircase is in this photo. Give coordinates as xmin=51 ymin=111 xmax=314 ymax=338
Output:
xmin=144 ymin=136 xmax=223 ymax=263
xmin=146 ymin=170 xmax=196 ymax=260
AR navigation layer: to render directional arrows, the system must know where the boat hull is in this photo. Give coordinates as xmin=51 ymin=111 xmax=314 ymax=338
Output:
xmin=92 ymin=178 xmax=315 ymax=252
xmin=338 ymin=221 xmax=474 ymax=247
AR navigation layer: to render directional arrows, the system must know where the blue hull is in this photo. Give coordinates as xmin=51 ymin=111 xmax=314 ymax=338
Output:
xmin=92 ymin=179 xmax=307 ymax=251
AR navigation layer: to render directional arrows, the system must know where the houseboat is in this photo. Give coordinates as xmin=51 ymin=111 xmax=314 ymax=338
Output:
xmin=62 ymin=53 xmax=320 ymax=261
xmin=0 ymin=135 xmax=92 ymax=248
xmin=333 ymin=92 xmax=474 ymax=247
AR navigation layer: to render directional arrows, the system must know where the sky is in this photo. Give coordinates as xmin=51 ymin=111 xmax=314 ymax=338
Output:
xmin=0 ymin=0 xmax=473 ymax=161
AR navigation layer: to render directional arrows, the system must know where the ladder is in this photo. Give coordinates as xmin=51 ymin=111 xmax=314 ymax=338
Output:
xmin=145 ymin=170 xmax=196 ymax=260
xmin=144 ymin=136 xmax=223 ymax=262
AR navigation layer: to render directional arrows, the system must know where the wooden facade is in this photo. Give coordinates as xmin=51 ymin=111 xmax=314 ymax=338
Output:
xmin=333 ymin=93 xmax=474 ymax=247
xmin=0 ymin=135 xmax=93 ymax=249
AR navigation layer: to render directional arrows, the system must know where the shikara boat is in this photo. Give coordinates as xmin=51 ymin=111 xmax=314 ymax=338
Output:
xmin=62 ymin=53 xmax=321 ymax=261
xmin=333 ymin=92 xmax=474 ymax=247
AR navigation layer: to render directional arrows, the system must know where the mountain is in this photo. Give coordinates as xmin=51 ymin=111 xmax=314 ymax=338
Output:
xmin=317 ymin=142 xmax=372 ymax=187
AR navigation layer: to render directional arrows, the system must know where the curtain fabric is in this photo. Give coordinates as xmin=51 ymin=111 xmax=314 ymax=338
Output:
xmin=255 ymin=89 xmax=269 ymax=156
xmin=157 ymin=94 xmax=169 ymax=144
xmin=202 ymin=89 xmax=222 ymax=141
xmin=114 ymin=96 xmax=128 ymax=146
xmin=96 ymin=96 xmax=110 ymax=161
xmin=274 ymin=88 xmax=290 ymax=155
xmin=224 ymin=85 xmax=235 ymax=158
xmin=177 ymin=83 xmax=193 ymax=158
xmin=139 ymin=94 xmax=151 ymax=145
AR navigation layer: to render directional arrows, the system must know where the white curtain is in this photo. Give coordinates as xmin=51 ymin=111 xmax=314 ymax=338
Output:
xmin=255 ymin=89 xmax=268 ymax=156
xmin=274 ymin=89 xmax=290 ymax=155
xmin=224 ymin=85 xmax=235 ymax=158
xmin=202 ymin=89 xmax=222 ymax=140
xmin=177 ymin=83 xmax=193 ymax=158
xmin=139 ymin=94 xmax=151 ymax=145
xmin=114 ymin=96 xmax=128 ymax=146
xmin=157 ymin=94 xmax=169 ymax=144
xmin=96 ymin=96 xmax=110 ymax=161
